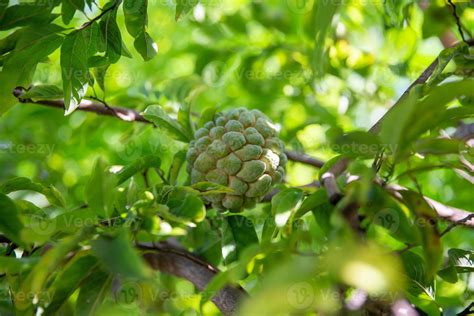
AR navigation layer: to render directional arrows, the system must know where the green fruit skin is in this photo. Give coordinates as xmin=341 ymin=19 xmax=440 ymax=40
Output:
xmin=187 ymin=108 xmax=286 ymax=211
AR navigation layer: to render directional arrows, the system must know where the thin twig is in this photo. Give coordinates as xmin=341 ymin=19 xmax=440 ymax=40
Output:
xmin=447 ymin=0 xmax=466 ymax=42
xmin=369 ymin=58 xmax=439 ymax=134
xmin=440 ymin=213 xmax=474 ymax=237
xmin=13 ymin=87 xmax=152 ymax=124
xmin=369 ymin=39 xmax=474 ymax=135
xmin=79 ymin=2 xmax=118 ymax=30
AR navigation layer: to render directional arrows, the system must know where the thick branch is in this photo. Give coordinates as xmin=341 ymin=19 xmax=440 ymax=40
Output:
xmin=138 ymin=242 xmax=246 ymax=315
xmin=0 ymin=235 xmax=246 ymax=315
xmin=284 ymin=150 xmax=325 ymax=168
xmin=384 ymin=184 xmax=474 ymax=228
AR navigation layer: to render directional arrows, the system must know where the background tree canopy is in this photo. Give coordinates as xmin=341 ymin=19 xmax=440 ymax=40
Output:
xmin=0 ymin=0 xmax=473 ymax=315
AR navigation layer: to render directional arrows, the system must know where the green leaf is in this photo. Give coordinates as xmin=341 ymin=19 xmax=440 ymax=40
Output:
xmin=177 ymin=102 xmax=194 ymax=139
xmin=93 ymin=64 xmax=110 ymax=91
xmin=175 ymin=0 xmax=198 ymax=20
xmin=15 ymin=228 xmax=93 ymax=311
xmin=378 ymin=88 xmax=419 ymax=155
xmin=44 ymin=255 xmax=98 ymax=314
xmin=52 ymin=207 xmax=98 ymax=234
xmin=0 ymin=0 xmax=8 ymax=18
xmin=334 ymin=131 xmax=382 ymax=158
xmin=0 ymin=30 xmax=20 ymax=56
xmin=372 ymin=204 xmax=421 ymax=245
xmin=191 ymin=181 xmax=234 ymax=195
xmin=61 ymin=0 xmax=77 ymax=25
xmin=163 ymin=75 xmax=204 ymax=103
xmin=0 ymin=25 xmax=63 ymax=114
xmin=61 ymin=25 xmax=100 ymax=114
xmin=399 ymin=190 xmax=437 ymax=219
xmin=383 ymin=0 xmax=412 ymax=27
xmin=200 ymin=245 xmax=258 ymax=306
xmin=99 ymin=5 xmax=127 ymax=63
xmin=311 ymin=0 xmax=339 ymax=77
xmin=414 ymin=138 xmax=463 ymax=155
xmin=198 ymin=106 xmax=218 ymax=129
xmin=0 ymin=4 xmax=57 ymax=30
xmin=311 ymin=202 xmax=333 ymax=236
xmin=133 ymin=31 xmax=157 ymax=61
xmin=61 ymin=0 xmax=85 ymax=24
xmin=0 ymin=193 xmax=25 ymax=247
xmin=168 ymin=150 xmax=186 ymax=185
xmin=447 ymin=249 xmax=473 ymax=270
xmin=91 ymin=229 xmax=151 ymax=279
xmin=400 ymin=251 xmax=428 ymax=295
xmin=294 ymin=189 xmax=327 ymax=219
xmin=0 ymin=177 xmax=65 ymax=207
xmin=123 ymin=0 xmax=157 ymax=61
xmin=438 ymin=248 xmax=474 ymax=283
xmin=427 ymin=43 xmax=468 ymax=86
xmin=166 ymin=187 xmax=206 ymax=222
xmin=260 ymin=213 xmax=276 ymax=245
xmin=85 ymin=159 xmax=117 ymax=218
xmin=116 ymin=155 xmax=161 ymax=185
xmin=123 ymin=0 xmax=147 ymax=37
xmin=76 ymin=268 xmax=111 ymax=316
xmin=227 ymin=215 xmax=259 ymax=258
xmin=0 ymin=257 xmax=39 ymax=275
xmin=143 ymin=105 xmax=191 ymax=142
xmin=271 ymin=188 xmax=304 ymax=215
xmin=403 ymin=80 xmax=474 ymax=144
xmin=380 ymin=80 xmax=474 ymax=159
xmin=20 ymin=85 xmax=63 ymax=100
xmin=438 ymin=265 xmax=458 ymax=283
xmin=399 ymin=190 xmax=442 ymax=278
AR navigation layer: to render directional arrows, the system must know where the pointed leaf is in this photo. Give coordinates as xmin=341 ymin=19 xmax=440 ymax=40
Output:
xmin=0 ymin=193 xmax=25 ymax=247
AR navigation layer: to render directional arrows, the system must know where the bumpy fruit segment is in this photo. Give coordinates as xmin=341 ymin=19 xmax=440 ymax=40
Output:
xmin=186 ymin=108 xmax=286 ymax=211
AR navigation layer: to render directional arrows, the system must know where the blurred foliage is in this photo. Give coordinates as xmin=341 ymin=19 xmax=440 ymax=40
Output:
xmin=0 ymin=0 xmax=474 ymax=315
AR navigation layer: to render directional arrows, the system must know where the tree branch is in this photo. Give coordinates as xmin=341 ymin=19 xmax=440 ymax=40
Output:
xmin=369 ymin=38 xmax=474 ymax=134
xmin=384 ymin=183 xmax=474 ymax=228
xmin=12 ymin=88 xmax=325 ymax=168
xmin=138 ymin=242 xmax=246 ymax=316
xmin=447 ymin=0 xmax=467 ymax=42
xmin=13 ymin=87 xmax=152 ymax=124
xmin=0 ymin=235 xmax=246 ymax=315
xmin=284 ymin=150 xmax=325 ymax=168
